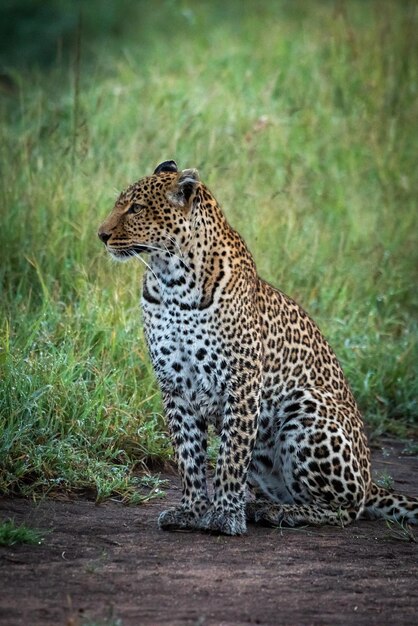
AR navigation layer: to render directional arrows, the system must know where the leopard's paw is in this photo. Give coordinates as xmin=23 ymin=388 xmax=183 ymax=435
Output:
xmin=198 ymin=507 xmax=246 ymax=536
xmin=254 ymin=504 xmax=296 ymax=527
xmin=158 ymin=507 xmax=201 ymax=532
xmin=245 ymin=498 xmax=271 ymax=522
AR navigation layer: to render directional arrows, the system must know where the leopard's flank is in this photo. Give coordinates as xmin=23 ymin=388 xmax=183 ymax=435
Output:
xmin=98 ymin=160 xmax=418 ymax=535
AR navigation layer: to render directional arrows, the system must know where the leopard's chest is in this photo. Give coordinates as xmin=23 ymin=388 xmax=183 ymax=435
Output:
xmin=142 ymin=298 xmax=228 ymax=415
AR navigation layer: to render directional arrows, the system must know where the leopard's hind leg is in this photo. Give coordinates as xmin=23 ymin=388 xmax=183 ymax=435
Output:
xmin=250 ymin=389 xmax=369 ymax=528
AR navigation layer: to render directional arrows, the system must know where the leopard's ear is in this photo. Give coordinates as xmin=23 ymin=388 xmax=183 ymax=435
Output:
xmin=167 ymin=168 xmax=200 ymax=207
xmin=177 ymin=168 xmax=200 ymax=204
xmin=153 ymin=160 xmax=178 ymax=175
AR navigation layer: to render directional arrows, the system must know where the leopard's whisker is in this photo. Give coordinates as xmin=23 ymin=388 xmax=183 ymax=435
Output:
xmin=132 ymin=250 xmax=166 ymax=302
xmin=134 ymin=242 xmax=191 ymax=271
xmin=165 ymin=236 xmax=191 ymax=270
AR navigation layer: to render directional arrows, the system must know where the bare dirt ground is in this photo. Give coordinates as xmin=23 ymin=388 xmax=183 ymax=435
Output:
xmin=1 ymin=439 xmax=418 ymax=626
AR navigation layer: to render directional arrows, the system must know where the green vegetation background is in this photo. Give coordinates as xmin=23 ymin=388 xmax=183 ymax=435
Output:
xmin=1 ymin=0 xmax=417 ymax=501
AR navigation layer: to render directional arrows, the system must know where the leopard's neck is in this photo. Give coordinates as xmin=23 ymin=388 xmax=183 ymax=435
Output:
xmin=144 ymin=197 xmax=256 ymax=310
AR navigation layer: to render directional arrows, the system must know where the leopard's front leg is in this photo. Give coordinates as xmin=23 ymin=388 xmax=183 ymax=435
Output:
xmin=158 ymin=391 xmax=210 ymax=531
xmin=198 ymin=372 xmax=261 ymax=536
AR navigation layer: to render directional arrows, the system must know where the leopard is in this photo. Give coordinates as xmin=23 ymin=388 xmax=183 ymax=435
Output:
xmin=98 ymin=160 xmax=418 ymax=536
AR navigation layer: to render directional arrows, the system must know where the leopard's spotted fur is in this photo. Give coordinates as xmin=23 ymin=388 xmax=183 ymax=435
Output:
xmin=98 ymin=160 xmax=418 ymax=535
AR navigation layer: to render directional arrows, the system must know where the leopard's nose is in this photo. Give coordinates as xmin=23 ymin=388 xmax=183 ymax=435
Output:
xmin=98 ymin=230 xmax=111 ymax=245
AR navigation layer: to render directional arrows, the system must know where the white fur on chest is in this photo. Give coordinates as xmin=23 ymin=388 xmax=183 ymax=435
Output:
xmin=142 ymin=297 xmax=226 ymax=418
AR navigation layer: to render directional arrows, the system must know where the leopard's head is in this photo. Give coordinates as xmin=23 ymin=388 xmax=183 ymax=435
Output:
xmin=98 ymin=160 xmax=200 ymax=261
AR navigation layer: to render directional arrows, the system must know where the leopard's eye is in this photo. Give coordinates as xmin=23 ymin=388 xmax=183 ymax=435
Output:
xmin=128 ymin=202 xmax=146 ymax=214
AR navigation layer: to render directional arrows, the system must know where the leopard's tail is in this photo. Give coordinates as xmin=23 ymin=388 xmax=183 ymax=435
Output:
xmin=364 ymin=482 xmax=418 ymax=524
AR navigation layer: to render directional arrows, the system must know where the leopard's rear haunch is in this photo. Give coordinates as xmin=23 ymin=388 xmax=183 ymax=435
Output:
xmin=98 ymin=160 xmax=418 ymax=535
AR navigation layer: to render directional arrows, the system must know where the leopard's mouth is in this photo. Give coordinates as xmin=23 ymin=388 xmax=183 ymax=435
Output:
xmin=108 ymin=245 xmax=150 ymax=260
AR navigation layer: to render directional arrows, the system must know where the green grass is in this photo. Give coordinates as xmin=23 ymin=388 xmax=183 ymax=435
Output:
xmin=385 ymin=519 xmax=417 ymax=543
xmin=0 ymin=519 xmax=44 ymax=546
xmin=1 ymin=0 xmax=417 ymax=500
xmin=375 ymin=471 xmax=395 ymax=491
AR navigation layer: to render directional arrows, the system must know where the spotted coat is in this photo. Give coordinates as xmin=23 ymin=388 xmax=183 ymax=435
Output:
xmin=98 ymin=161 xmax=418 ymax=535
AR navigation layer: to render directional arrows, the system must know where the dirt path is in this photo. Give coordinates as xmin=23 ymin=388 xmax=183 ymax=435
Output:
xmin=1 ymin=440 xmax=417 ymax=626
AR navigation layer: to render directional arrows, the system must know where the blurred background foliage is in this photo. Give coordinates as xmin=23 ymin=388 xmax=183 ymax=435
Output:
xmin=0 ymin=0 xmax=417 ymax=499
xmin=0 ymin=0 xmax=132 ymax=66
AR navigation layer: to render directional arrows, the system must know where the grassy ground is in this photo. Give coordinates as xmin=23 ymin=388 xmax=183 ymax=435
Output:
xmin=0 ymin=519 xmax=44 ymax=546
xmin=1 ymin=0 xmax=417 ymax=500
